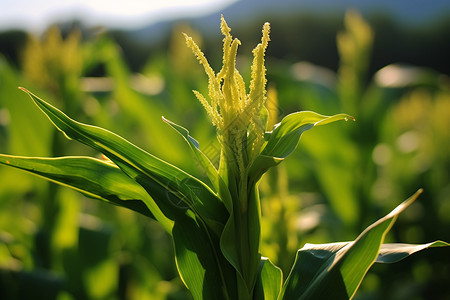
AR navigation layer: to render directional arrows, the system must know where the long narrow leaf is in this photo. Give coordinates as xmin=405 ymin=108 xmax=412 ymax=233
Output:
xmin=19 ymin=88 xmax=228 ymax=225
xmin=13 ymin=89 xmax=233 ymax=297
xmin=262 ymin=111 xmax=353 ymax=159
xmin=291 ymin=240 xmax=449 ymax=268
xmin=162 ymin=116 xmax=217 ymax=181
xmin=172 ymin=210 xmax=236 ymax=300
xmin=219 ymin=182 xmax=262 ymax=298
xmin=161 ymin=117 xmax=236 ymax=211
xmin=280 ymin=189 xmax=442 ymax=300
xmin=250 ymin=112 xmax=352 ymax=180
xmin=0 ymin=154 xmax=173 ymax=231
xmin=377 ymin=241 xmax=449 ymax=263
xmin=253 ymin=257 xmax=283 ymax=300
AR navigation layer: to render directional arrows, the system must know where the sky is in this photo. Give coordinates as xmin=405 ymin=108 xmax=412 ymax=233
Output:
xmin=0 ymin=0 xmax=238 ymax=32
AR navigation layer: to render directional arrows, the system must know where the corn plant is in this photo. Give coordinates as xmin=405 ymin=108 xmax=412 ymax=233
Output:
xmin=0 ymin=17 xmax=448 ymax=300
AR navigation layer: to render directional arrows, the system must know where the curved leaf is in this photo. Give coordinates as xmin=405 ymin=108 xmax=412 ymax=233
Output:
xmin=162 ymin=117 xmax=233 ymax=212
xmin=280 ymin=189 xmax=444 ymax=300
xmin=172 ymin=210 xmax=236 ymax=300
xmin=12 ymin=89 xmax=234 ymax=298
xmin=377 ymin=241 xmax=449 ymax=263
xmin=262 ymin=111 xmax=353 ymax=159
xmin=253 ymin=257 xmax=283 ymax=300
xmin=0 ymin=154 xmax=173 ymax=231
xmin=250 ymin=111 xmax=353 ymax=180
xmin=19 ymin=88 xmax=228 ymax=226
xmin=219 ymin=182 xmax=262 ymax=298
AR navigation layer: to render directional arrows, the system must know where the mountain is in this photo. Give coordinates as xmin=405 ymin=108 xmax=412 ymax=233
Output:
xmin=129 ymin=0 xmax=450 ymax=44
xmin=111 ymin=0 xmax=450 ymax=75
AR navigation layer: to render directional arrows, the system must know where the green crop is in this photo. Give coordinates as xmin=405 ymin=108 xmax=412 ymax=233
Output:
xmin=0 ymin=16 xmax=447 ymax=300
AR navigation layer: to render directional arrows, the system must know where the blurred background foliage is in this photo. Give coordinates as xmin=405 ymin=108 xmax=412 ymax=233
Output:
xmin=0 ymin=7 xmax=449 ymax=300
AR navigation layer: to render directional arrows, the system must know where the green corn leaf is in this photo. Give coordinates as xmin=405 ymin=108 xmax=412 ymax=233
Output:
xmin=11 ymin=89 xmax=233 ymax=298
xmin=0 ymin=154 xmax=173 ymax=232
xmin=250 ymin=111 xmax=353 ymax=181
xmin=376 ymin=241 xmax=449 ymax=263
xmin=287 ymin=239 xmax=449 ymax=269
xmin=219 ymin=213 xmax=248 ymax=295
xmin=253 ymin=257 xmax=283 ymax=300
xmin=262 ymin=111 xmax=353 ymax=159
xmin=19 ymin=88 xmax=228 ymax=226
xmin=248 ymin=155 xmax=284 ymax=184
xmin=220 ymin=182 xmax=262 ymax=298
xmin=172 ymin=209 xmax=236 ymax=300
xmin=162 ymin=117 xmax=234 ymax=213
xmin=280 ymin=189 xmax=446 ymax=300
